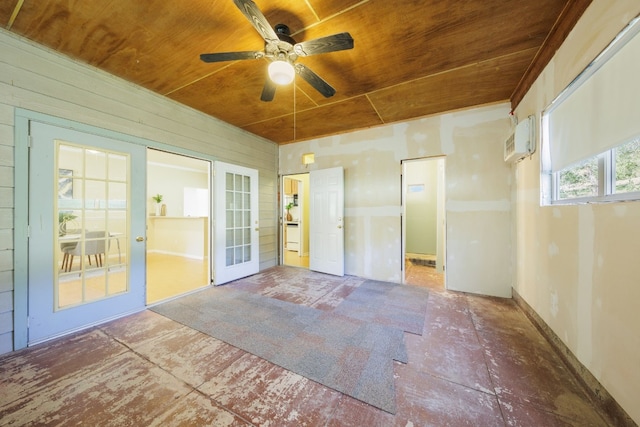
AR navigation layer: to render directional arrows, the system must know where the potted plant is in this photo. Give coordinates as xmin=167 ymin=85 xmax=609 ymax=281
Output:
xmin=285 ymin=202 xmax=293 ymax=221
xmin=58 ymin=211 xmax=77 ymax=236
xmin=152 ymin=193 xmax=163 ymax=216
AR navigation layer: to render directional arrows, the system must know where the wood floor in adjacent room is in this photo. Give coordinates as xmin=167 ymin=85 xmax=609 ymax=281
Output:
xmin=283 ymin=249 xmax=310 ymax=268
xmin=146 ymin=253 xmax=209 ymax=304
xmin=404 ymin=259 xmax=445 ymax=291
xmin=0 ymin=266 xmax=613 ymax=426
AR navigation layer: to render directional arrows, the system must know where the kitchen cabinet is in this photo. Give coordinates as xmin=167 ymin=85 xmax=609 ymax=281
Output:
xmin=284 ymin=178 xmax=298 ymax=196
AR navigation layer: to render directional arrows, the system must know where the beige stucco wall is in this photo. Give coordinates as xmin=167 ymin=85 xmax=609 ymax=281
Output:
xmin=280 ymin=103 xmax=513 ymax=297
xmin=512 ymin=1 xmax=640 ymax=423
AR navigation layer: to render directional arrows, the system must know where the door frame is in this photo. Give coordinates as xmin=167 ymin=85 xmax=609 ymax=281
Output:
xmin=401 ymin=156 xmax=447 ymax=286
xmin=13 ymin=109 xmax=220 ymax=350
xmin=146 ymin=148 xmax=212 ymax=304
xmin=280 ymin=173 xmax=308 ymax=266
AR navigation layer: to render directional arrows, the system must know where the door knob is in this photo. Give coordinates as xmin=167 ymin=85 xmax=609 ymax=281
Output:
xmin=136 ymin=236 xmax=145 ymax=242
xmin=337 ymin=225 xmax=342 ymax=229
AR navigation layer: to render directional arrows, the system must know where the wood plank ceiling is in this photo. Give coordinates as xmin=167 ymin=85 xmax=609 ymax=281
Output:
xmin=1 ymin=0 xmax=591 ymax=144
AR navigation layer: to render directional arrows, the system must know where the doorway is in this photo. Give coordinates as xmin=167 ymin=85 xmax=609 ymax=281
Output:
xmin=281 ymin=167 xmax=345 ymax=276
xmin=282 ymin=174 xmax=309 ymax=268
xmin=402 ymin=157 xmax=446 ymax=290
xmin=146 ymin=149 xmax=211 ymax=303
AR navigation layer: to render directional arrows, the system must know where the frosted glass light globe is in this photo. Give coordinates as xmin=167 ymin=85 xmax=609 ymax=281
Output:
xmin=268 ymin=60 xmax=295 ymax=85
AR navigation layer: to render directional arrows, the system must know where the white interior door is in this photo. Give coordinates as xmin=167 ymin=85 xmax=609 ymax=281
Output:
xmin=213 ymin=161 xmax=259 ymax=285
xmin=28 ymin=121 xmax=146 ymax=344
xmin=309 ymin=167 xmax=344 ymax=276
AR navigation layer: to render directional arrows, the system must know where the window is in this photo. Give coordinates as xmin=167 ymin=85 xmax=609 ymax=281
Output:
xmin=542 ymin=16 xmax=640 ymax=205
xmin=557 ymin=156 xmax=599 ymax=200
xmin=614 ymin=137 xmax=640 ymax=193
xmin=553 ymin=138 xmax=640 ymax=202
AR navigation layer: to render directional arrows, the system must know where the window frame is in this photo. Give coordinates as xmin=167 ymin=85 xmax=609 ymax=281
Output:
xmin=549 ymin=149 xmax=640 ymax=205
xmin=541 ymin=16 xmax=640 ymax=206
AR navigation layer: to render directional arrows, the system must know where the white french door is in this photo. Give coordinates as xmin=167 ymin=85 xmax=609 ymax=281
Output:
xmin=28 ymin=122 xmax=146 ymax=344
xmin=309 ymin=167 xmax=344 ymax=276
xmin=213 ymin=161 xmax=259 ymax=285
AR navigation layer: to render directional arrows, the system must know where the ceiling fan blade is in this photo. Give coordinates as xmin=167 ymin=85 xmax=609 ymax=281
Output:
xmin=293 ymin=32 xmax=354 ymax=57
xmin=295 ymin=64 xmax=336 ymax=98
xmin=200 ymin=51 xmax=262 ymax=63
xmin=233 ymin=0 xmax=279 ymax=43
xmin=260 ymin=78 xmax=276 ymax=102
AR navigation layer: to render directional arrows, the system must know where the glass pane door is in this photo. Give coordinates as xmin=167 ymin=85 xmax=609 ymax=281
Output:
xmin=225 ymin=172 xmax=252 ymax=266
xmin=56 ymin=142 xmax=129 ymax=309
xmin=213 ymin=161 xmax=259 ymax=285
xmin=28 ymin=121 xmax=146 ymax=344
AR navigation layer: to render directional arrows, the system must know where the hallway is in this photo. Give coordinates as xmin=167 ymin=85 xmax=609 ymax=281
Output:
xmin=0 ymin=267 xmax=612 ymax=426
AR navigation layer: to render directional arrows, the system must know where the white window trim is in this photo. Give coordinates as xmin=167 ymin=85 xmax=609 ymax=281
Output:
xmin=549 ymin=149 xmax=640 ymax=205
xmin=541 ymin=16 xmax=640 ymax=206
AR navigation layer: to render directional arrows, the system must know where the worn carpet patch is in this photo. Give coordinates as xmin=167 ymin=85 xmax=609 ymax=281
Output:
xmin=151 ymin=279 xmax=428 ymax=414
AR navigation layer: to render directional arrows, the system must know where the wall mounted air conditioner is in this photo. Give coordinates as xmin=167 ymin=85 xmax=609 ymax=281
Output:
xmin=504 ymin=115 xmax=535 ymax=162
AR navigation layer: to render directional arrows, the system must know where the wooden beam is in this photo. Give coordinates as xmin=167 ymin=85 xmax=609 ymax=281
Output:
xmin=6 ymin=0 xmax=24 ymax=30
xmin=510 ymin=0 xmax=593 ymax=111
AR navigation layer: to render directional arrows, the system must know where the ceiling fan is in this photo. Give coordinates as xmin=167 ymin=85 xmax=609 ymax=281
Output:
xmin=200 ymin=0 xmax=354 ymax=102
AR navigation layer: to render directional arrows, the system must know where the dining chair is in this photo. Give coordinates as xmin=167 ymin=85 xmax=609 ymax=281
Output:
xmin=60 ymin=229 xmax=82 ymax=272
xmin=63 ymin=230 xmax=107 ymax=272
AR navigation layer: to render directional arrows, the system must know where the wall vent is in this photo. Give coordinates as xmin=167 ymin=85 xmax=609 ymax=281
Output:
xmin=504 ymin=115 xmax=535 ymax=162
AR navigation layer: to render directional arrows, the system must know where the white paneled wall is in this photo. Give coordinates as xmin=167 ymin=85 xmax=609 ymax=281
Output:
xmin=0 ymin=102 xmax=14 ymax=353
xmin=0 ymin=29 xmax=278 ymax=354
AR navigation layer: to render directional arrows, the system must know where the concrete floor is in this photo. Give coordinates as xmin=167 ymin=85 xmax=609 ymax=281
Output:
xmin=0 ymin=265 xmax=612 ymax=426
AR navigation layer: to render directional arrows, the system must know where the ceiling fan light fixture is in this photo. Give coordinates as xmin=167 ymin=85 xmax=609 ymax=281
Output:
xmin=268 ymin=60 xmax=295 ymax=85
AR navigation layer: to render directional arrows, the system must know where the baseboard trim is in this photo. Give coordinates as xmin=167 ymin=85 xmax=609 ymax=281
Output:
xmin=512 ymin=288 xmax=637 ymax=427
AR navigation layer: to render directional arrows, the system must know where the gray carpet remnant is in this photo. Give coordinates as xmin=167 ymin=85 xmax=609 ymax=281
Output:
xmin=151 ymin=278 xmax=428 ymax=414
